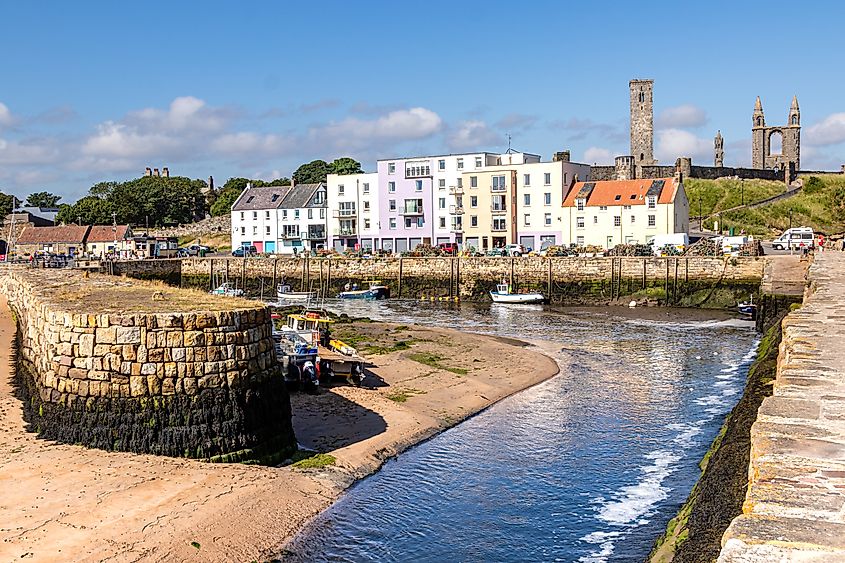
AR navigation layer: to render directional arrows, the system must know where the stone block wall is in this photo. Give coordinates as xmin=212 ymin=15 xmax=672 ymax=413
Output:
xmin=1 ymin=270 xmax=295 ymax=462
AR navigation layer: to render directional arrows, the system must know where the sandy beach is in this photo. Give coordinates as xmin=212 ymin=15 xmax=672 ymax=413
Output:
xmin=0 ymin=300 xmax=559 ymax=562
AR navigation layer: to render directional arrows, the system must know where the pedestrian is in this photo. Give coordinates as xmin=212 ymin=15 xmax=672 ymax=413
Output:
xmin=818 ymin=234 xmax=826 ymax=252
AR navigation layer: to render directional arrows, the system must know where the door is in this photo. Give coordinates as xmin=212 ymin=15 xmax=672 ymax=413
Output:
xmin=253 ymin=241 xmax=263 ymax=253
xmin=606 ymin=236 xmax=613 ymax=249
xmin=409 ymin=238 xmax=422 ymax=250
xmin=519 ymin=236 xmax=535 ymax=251
xmin=395 ymin=239 xmax=408 ymax=253
xmin=264 ymin=241 xmax=276 ymax=253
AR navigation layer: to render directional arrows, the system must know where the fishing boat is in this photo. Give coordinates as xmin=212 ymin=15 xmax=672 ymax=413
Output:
xmin=276 ymin=282 xmax=317 ymax=302
xmin=210 ymin=282 xmax=243 ymax=297
xmin=489 ymin=282 xmax=545 ymax=304
xmin=738 ymin=294 xmax=757 ymax=319
xmin=338 ymin=280 xmax=390 ymax=300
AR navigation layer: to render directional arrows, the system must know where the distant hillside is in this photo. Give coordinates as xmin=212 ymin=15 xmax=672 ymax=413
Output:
xmin=685 ymin=175 xmax=845 ymax=237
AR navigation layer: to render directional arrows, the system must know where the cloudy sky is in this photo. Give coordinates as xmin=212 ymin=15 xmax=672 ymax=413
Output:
xmin=1 ymin=0 xmax=844 ymax=201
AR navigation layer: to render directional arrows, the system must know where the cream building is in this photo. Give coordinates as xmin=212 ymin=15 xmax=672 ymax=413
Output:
xmin=561 ymin=177 xmax=689 ymax=248
xmin=460 ymin=157 xmax=591 ymax=251
xmin=326 ymin=172 xmax=380 ymax=251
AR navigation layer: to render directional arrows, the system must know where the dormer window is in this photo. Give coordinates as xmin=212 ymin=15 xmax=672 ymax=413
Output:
xmin=271 ymin=194 xmax=280 ymax=202
xmin=246 ymin=195 xmax=254 ymax=203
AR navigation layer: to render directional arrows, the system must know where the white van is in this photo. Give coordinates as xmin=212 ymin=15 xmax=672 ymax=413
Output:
xmin=772 ymin=227 xmax=814 ymax=251
xmin=649 ymin=233 xmax=689 ymax=256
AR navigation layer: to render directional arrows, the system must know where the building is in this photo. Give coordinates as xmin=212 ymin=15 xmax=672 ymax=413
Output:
xmin=630 ymin=79 xmax=656 ymax=167
xmin=561 ymin=177 xmax=689 ymax=248
xmin=15 ymin=225 xmax=89 ymax=257
xmin=461 ymin=156 xmax=591 ymax=251
xmin=231 ymin=182 xmax=327 ymax=254
xmin=751 ymin=96 xmax=800 ymax=171
xmin=326 ymin=172 xmax=380 ymax=251
xmin=10 ymin=206 xmax=59 ymax=226
xmin=86 ymin=225 xmax=134 ymax=257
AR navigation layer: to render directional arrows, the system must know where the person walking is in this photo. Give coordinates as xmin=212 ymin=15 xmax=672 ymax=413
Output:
xmin=818 ymin=234 xmax=826 ymax=252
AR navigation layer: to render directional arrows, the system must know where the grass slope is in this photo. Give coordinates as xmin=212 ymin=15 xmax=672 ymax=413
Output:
xmin=685 ymin=175 xmax=845 ymax=237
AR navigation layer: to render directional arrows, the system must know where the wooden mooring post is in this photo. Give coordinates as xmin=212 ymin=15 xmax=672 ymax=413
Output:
xmin=208 ymin=259 xmax=214 ymax=291
xmin=398 ymin=257 xmax=403 ymax=298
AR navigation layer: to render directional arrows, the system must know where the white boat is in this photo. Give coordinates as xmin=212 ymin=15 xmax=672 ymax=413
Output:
xmin=277 ymin=283 xmax=317 ymax=302
xmin=210 ymin=282 xmax=244 ymax=297
xmin=489 ymin=283 xmax=545 ymax=304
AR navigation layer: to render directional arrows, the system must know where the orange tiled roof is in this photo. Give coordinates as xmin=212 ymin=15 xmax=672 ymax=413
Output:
xmin=86 ymin=225 xmax=131 ymax=242
xmin=563 ymin=178 xmax=678 ymax=207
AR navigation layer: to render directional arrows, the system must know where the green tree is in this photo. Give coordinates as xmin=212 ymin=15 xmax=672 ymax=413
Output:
xmin=329 ymin=157 xmax=363 ymax=176
xmin=804 ymin=176 xmax=824 ymax=195
xmin=293 ymin=160 xmax=331 ymax=184
xmin=0 ymin=192 xmax=19 ymax=216
xmin=210 ymin=188 xmax=242 ymax=216
xmin=830 ymin=183 xmax=845 ymax=220
xmin=25 ymin=191 xmax=62 ymax=208
xmin=56 ymin=196 xmax=114 ymax=225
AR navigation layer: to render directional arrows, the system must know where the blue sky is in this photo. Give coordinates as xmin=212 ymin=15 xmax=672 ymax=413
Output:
xmin=2 ymin=0 xmax=844 ymax=201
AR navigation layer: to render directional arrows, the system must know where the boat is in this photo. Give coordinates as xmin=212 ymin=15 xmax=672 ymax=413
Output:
xmin=738 ymin=294 xmax=757 ymax=320
xmin=338 ymin=280 xmax=390 ymax=300
xmin=210 ymin=282 xmax=243 ymax=297
xmin=489 ymin=282 xmax=545 ymax=304
xmin=276 ymin=282 xmax=317 ymax=302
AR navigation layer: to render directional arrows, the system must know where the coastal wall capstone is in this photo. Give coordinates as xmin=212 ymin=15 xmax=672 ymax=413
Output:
xmin=1 ymin=269 xmax=295 ymax=462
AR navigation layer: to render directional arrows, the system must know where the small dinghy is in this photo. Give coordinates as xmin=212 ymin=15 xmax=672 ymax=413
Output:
xmin=277 ymin=282 xmax=317 ymax=302
xmin=490 ymin=282 xmax=545 ymax=304
xmin=738 ymin=294 xmax=757 ymax=320
xmin=210 ymin=282 xmax=243 ymax=297
xmin=338 ymin=280 xmax=390 ymax=300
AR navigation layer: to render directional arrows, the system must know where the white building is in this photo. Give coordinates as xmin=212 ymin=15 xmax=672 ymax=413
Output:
xmin=561 ymin=177 xmax=689 ymax=248
xmin=326 ymin=172 xmax=380 ymax=251
xmin=231 ymin=182 xmax=327 ymax=254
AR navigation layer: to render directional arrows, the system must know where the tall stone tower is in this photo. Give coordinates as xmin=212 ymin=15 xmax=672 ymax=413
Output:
xmin=714 ymin=130 xmax=724 ymax=167
xmin=630 ymin=79 xmax=656 ymax=166
xmin=751 ymin=96 xmax=800 ymax=171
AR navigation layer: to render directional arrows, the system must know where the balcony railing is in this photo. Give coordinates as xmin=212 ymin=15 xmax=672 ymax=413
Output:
xmin=305 ymin=229 xmax=326 ymax=240
xmin=400 ymin=207 xmax=424 ymax=216
xmin=449 ymin=186 xmax=464 ymax=195
xmin=450 ymin=225 xmax=463 ymax=233
xmin=333 ymin=209 xmax=357 ymax=218
xmin=491 ymin=185 xmax=507 ymax=192
xmin=449 ymin=205 xmax=464 ymax=215
xmin=332 ymin=228 xmax=357 ymax=237
xmin=491 ymin=205 xmax=507 ymax=213
xmin=491 ymin=222 xmax=507 ymax=232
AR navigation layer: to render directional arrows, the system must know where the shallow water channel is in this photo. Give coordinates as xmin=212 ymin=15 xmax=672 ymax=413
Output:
xmin=284 ymin=301 xmax=758 ymax=562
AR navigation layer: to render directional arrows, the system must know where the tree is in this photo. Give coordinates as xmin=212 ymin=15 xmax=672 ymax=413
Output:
xmin=56 ymin=196 xmax=114 ymax=225
xmin=0 ymin=192 xmax=19 ymax=216
xmin=293 ymin=160 xmax=331 ymax=184
xmin=210 ymin=188 xmax=242 ymax=217
xmin=25 ymin=191 xmax=62 ymax=208
xmin=330 ymin=157 xmax=363 ymax=176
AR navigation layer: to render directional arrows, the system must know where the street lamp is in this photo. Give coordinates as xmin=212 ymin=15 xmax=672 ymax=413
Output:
xmin=788 ymin=208 xmax=793 ymax=255
xmin=699 ymin=195 xmax=703 ymax=232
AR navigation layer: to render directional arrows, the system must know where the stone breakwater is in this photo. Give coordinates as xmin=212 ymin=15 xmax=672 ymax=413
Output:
xmin=169 ymin=255 xmax=765 ymax=306
xmin=719 ymin=253 xmax=845 ymax=560
xmin=1 ymin=269 xmax=295 ymax=463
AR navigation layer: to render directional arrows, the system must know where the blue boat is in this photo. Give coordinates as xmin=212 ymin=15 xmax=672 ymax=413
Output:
xmin=738 ymin=294 xmax=757 ymax=319
xmin=338 ymin=280 xmax=390 ymax=300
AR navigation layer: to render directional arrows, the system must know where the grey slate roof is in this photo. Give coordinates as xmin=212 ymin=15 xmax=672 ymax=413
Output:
xmin=280 ymin=183 xmax=325 ymax=209
xmin=231 ymin=183 xmax=326 ymax=212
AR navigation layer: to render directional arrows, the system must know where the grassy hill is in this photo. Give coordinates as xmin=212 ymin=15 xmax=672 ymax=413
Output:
xmin=685 ymin=175 xmax=845 ymax=237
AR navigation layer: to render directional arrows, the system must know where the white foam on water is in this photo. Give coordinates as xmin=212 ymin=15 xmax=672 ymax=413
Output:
xmin=578 ymin=530 xmax=621 ymax=563
xmin=695 ymin=394 xmax=725 ymax=407
xmin=667 ymin=422 xmax=704 ymax=447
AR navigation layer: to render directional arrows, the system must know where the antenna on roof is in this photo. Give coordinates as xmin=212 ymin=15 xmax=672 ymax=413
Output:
xmin=506 ymin=133 xmax=517 ymax=154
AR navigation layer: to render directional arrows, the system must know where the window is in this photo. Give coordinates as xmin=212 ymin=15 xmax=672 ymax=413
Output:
xmin=647 ymin=196 xmax=656 ymax=209
xmin=252 ymin=226 xmax=257 ymax=234
xmin=493 ymin=218 xmax=506 ymax=231
xmin=630 ymin=215 xmax=635 ymax=223
xmin=470 ymin=196 xmax=478 ymax=208
xmin=240 ymin=212 xmax=244 ymax=220
xmin=438 ymin=159 xmax=446 ymax=170
xmin=265 ymin=210 xmax=270 ymax=219
xmin=415 ymin=180 xmax=423 ymax=191
xmin=417 ymin=217 xmax=424 ymax=228
xmin=524 ymin=214 xmax=531 ymax=226
xmin=544 ymin=193 xmax=551 ymax=205
xmin=623 ymin=205 xmax=631 ymax=210
xmin=544 ymin=213 xmax=552 ymax=226
xmin=438 ymin=179 xmax=446 ymax=189
xmin=544 ymin=173 xmax=551 ymax=185
xmin=492 ymin=195 xmax=506 ymax=212
xmin=470 ymin=215 xmax=478 ymax=227
xmin=338 ymin=184 xmax=345 ymax=195
xmin=240 ymin=226 xmax=245 ymax=235
xmin=648 ymin=215 xmax=656 ymax=227
xmin=403 ymin=199 xmax=423 ymax=214
xmin=439 ymin=217 xmax=446 ymax=228
xmin=614 ymin=216 xmax=621 ymax=227
xmin=439 ymin=197 xmax=446 ymax=209
xmin=363 ymin=183 xmax=370 ymax=194
xmin=271 ymin=194 xmax=280 ymax=202
xmin=475 ymin=157 xmax=482 ymax=167
xmin=524 ymin=194 xmax=531 ymax=206
xmin=576 ymin=236 xmax=585 ymax=246
xmin=614 ymin=195 xmax=621 ymax=201
xmin=266 ymin=226 xmax=271 ymax=235
xmin=388 ymin=181 xmax=396 ymax=193
xmin=282 ymin=210 xmax=288 ymax=219
xmin=576 ymin=216 xmax=585 ymax=228
xmin=600 ymin=206 xmax=608 ymax=211
xmin=576 ymin=198 xmax=584 ymax=211
xmin=388 ymin=162 xmax=396 ymax=174
xmin=314 ymin=190 xmax=325 ymax=205
xmin=457 ymin=178 xmax=463 ymax=188
xmin=405 ymin=217 xmax=413 ymax=228
xmin=524 ymin=174 xmax=531 ymax=186
xmin=320 ymin=208 xmax=325 ymax=219
xmin=492 ymin=175 xmax=506 ymax=191
xmin=363 ymin=201 xmax=370 ymax=211
xmin=252 ymin=211 xmax=258 ymax=219
xmin=246 ymin=195 xmax=254 ymax=203
xmin=470 ymin=176 xmax=478 ymax=188
xmin=294 ymin=210 xmax=300 ymax=219
xmin=593 ymin=216 xmax=598 ymax=224
xmin=457 ymin=158 xmax=464 ymax=169
xmin=308 ymin=209 xmax=313 ymax=219
xmin=389 ymin=218 xmax=396 ymax=229
xmin=389 ymin=199 xmax=396 ymax=211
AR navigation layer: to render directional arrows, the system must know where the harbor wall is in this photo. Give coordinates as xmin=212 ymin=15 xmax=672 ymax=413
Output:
xmin=173 ymin=256 xmax=765 ymax=307
xmin=1 ymin=269 xmax=296 ymax=463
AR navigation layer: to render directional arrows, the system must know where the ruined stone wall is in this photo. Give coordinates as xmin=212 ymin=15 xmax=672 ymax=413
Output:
xmin=689 ymin=165 xmax=782 ymax=182
xmin=178 ymin=255 xmax=764 ymax=306
xmin=1 ymin=270 xmax=295 ymax=463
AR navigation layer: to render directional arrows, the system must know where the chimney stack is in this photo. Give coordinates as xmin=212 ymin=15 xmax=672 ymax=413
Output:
xmin=291 ymin=177 xmax=296 ymax=188
xmin=153 ymin=168 xmax=160 ymax=177
xmin=144 ymin=167 xmax=152 ymax=177
xmin=162 ymin=167 xmax=169 ymax=178
xmin=208 ymin=176 xmax=214 ymax=191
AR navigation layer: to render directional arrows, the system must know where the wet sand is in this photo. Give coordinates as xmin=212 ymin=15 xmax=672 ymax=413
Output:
xmin=0 ymin=301 xmax=559 ymax=562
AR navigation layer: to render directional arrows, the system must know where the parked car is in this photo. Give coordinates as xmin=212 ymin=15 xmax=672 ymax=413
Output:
xmin=232 ymin=245 xmax=257 ymax=257
xmin=486 ymin=247 xmax=507 ymax=257
xmin=176 ymin=248 xmax=190 ymax=258
xmin=185 ymin=244 xmax=212 ymax=256
xmin=505 ymin=243 xmax=527 ymax=257
xmin=438 ymin=242 xmax=459 ymax=255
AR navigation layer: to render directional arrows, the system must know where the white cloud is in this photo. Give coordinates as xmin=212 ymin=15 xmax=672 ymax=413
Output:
xmin=446 ymin=120 xmax=501 ymax=151
xmin=656 ymin=104 xmax=707 ymax=129
xmin=805 ymin=113 xmax=845 ymax=146
xmin=583 ymin=147 xmax=614 ymax=165
xmin=82 ymin=121 xmax=183 ymax=159
xmin=655 ymin=129 xmax=712 ymax=162
xmin=0 ymin=136 xmax=61 ymax=166
xmin=126 ymin=96 xmax=233 ymax=133
xmin=309 ymin=107 xmax=443 ymax=152
xmin=0 ymin=103 xmax=14 ymax=128
xmin=210 ymin=132 xmax=294 ymax=156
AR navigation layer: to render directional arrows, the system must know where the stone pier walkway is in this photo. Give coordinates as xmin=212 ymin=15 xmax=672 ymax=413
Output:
xmin=720 ymin=253 xmax=845 ymax=561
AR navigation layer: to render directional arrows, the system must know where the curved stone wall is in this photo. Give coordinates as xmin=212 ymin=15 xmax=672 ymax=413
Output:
xmin=2 ymin=269 xmax=295 ymax=463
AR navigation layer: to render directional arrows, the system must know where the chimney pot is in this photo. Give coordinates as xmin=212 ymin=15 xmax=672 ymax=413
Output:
xmin=162 ymin=167 xmax=169 ymax=178
xmin=153 ymin=168 xmax=160 ymax=177
xmin=144 ymin=167 xmax=152 ymax=177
